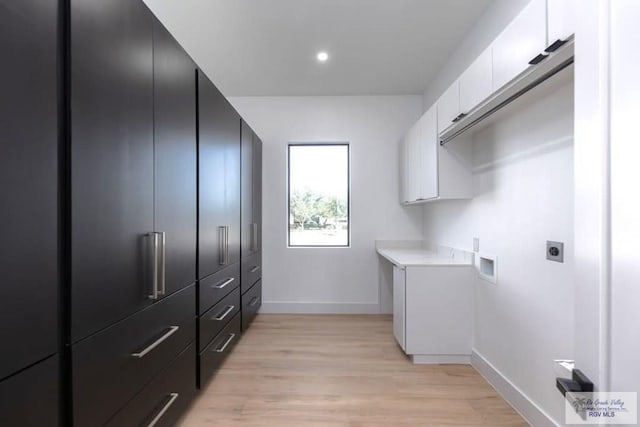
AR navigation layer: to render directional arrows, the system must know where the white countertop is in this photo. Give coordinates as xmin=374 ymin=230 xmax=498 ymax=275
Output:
xmin=376 ymin=247 xmax=473 ymax=267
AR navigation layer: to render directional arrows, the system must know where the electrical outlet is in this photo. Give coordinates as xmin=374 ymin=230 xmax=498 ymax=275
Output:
xmin=546 ymin=241 xmax=564 ymax=263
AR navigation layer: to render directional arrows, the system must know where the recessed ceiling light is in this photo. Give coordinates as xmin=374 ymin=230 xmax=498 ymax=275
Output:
xmin=316 ymin=51 xmax=329 ymax=62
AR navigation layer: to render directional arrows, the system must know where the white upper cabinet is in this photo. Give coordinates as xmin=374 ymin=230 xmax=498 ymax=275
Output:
xmin=492 ymin=0 xmax=547 ymax=91
xmin=399 ymin=136 xmax=409 ymax=204
xmin=547 ymin=0 xmax=576 ymax=44
xmin=418 ymin=106 xmax=438 ymax=201
xmin=409 ymin=123 xmax=422 ymax=200
xmin=399 ymin=0 xmax=577 ymax=206
xmin=436 ymin=80 xmax=460 ymax=133
xmin=459 ymin=47 xmax=493 ymax=114
xmin=400 ymin=104 xmax=471 ymax=205
xmin=406 ymin=124 xmax=421 ymax=203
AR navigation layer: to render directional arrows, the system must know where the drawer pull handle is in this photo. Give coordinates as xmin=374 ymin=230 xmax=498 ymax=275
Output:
xmin=147 ymin=392 xmax=179 ymax=427
xmin=131 ymin=326 xmax=179 ymax=359
xmin=213 ymin=277 xmax=235 ymax=289
xmin=249 ymin=296 xmax=260 ymax=307
xmin=249 ymin=266 xmax=261 ymax=273
xmin=215 ymin=333 xmax=236 ymax=353
xmin=214 ymin=305 xmax=235 ymax=321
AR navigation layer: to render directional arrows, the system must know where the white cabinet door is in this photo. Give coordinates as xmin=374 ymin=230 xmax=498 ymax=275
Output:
xmin=399 ymin=135 xmax=409 ymax=204
xmin=418 ymin=106 xmax=438 ymax=201
xmin=405 ymin=266 xmax=473 ymax=356
xmin=547 ymin=0 xmax=576 ymax=44
xmin=492 ymin=0 xmax=547 ymax=90
xmin=436 ymin=80 xmax=460 ymax=133
xmin=406 ymin=122 xmax=421 ymax=203
xmin=459 ymin=47 xmax=492 ymax=114
xmin=392 ymin=265 xmax=406 ymax=350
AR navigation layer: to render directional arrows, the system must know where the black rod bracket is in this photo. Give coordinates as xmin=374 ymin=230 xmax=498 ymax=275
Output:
xmin=556 ymin=369 xmax=594 ymax=397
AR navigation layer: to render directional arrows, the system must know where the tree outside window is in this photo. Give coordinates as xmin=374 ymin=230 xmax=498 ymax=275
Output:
xmin=288 ymin=144 xmax=349 ymax=247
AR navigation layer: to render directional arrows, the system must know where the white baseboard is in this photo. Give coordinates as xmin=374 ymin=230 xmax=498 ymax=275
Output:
xmin=259 ymin=302 xmax=380 ymax=314
xmin=471 ymin=349 xmax=559 ymax=427
xmin=412 ymin=354 xmax=470 ymax=364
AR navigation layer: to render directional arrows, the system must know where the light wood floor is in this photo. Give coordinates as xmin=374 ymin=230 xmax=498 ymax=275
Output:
xmin=179 ymin=314 xmax=527 ymax=426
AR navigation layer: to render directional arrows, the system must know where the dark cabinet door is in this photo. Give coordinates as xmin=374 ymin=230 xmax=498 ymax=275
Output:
xmin=0 ymin=355 xmax=59 ymax=427
xmin=197 ymin=71 xmax=240 ymax=279
xmin=240 ymin=121 xmax=254 ymax=259
xmin=252 ymin=135 xmax=263 ymax=253
xmin=226 ymin=117 xmax=241 ymax=267
xmin=153 ymin=19 xmax=197 ymax=295
xmin=71 ymin=0 xmax=154 ymax=342
xmin=0 ymin=0 xmax=58 ymax=379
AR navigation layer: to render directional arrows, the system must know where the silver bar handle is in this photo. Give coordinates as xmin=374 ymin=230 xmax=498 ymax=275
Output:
xmin=214 ymin=333 xmax=236 ymax=353
xmin=249 ymin=296 xmax=260 ymax=307
xmin=158 ymin=231 xmax=166 ymax=296
xmin=249 ymin=265 xmax=261 ymax=274
xmin=149 ymin=232 xmax=160 ymax=300
xmin=214 ymin=305 xmax=235 ymax=321
xmin=147 ymin=393 xmax=179 ymax=427
xmin=250 ymin=222 xmax=258 ymax=252
xmin=218 ymin=226 xmax=226 ymax=265
xmin=225 ymin=226 xmax=230 ymax=265
xmin=131 ymin=326 xmax=179 ymax=358
xmin=254 ymin=222 xmax=258 ymax=251
xmin=213 ymin=277 xmax=235 ymax=289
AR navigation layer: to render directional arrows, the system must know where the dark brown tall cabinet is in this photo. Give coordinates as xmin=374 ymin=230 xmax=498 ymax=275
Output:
xmin=0 ymin=0 xmax=60 ymax=424
xmin=197 ymin=72 xmax=241 ymax=279
xmin=196 ymin=71 xmax=243 ymax=387
xmin=70 ymin=1 xmax=196 ymax=424
xmin=240 ymin=121 xmax=263 ymax=330
xmin=1 ymin=0 xmax=264 ymax=424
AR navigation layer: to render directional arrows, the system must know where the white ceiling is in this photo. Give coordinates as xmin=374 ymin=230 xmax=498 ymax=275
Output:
xmin=144 ymin=0 xmax=492 ymax=96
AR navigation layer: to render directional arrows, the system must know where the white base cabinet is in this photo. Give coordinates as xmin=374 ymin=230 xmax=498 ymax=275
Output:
xmin=393 ymin=265 xmax=473 ymax=364
xmin=392 ymin=266 xmax=406 ymax=351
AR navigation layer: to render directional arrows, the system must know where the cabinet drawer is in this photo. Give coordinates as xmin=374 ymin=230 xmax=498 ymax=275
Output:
xmin=242 ymin=280 xmax=262 ymax=331
xmin=198 ymin=262 xmax=239 ymax=314
xmin=0 ymin=354 xmax=58 ymax=427
xmin=199 ymin=287 xmax=240 ymax=352
xmin=240 ymin=251 xmax=261 ymax=294
xmin=72 ymin=284 xmax=195 ymax=427
xmin=105 ymin=343 xmax=196 ymax=427
xmin=198 ymin=312 xmax=241 ymax=388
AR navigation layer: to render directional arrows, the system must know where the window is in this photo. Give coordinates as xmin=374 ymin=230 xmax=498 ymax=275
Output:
xmin=288 ymin=144 xmax=350 ymax=247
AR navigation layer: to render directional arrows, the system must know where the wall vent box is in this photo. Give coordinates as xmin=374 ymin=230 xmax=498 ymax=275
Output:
xmin=477 ymin=254 xmax=497 ymax=284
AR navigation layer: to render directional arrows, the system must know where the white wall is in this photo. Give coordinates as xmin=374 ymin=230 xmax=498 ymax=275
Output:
xmin=422 ymin=76 xmax=574 ymax=424
xmin=228 ymin=96 xmax=423 ymax=313
xmin=610 ymin=0 xmax=640 ymax=409
xmin=421 ymin=0 xmax=530 ymax=110
xmin=572 ymin=0 xmax=611 ymax=393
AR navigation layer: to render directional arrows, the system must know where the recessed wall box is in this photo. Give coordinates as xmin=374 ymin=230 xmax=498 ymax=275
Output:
xmin=476 ymin=253 xmax=497 ymax=284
